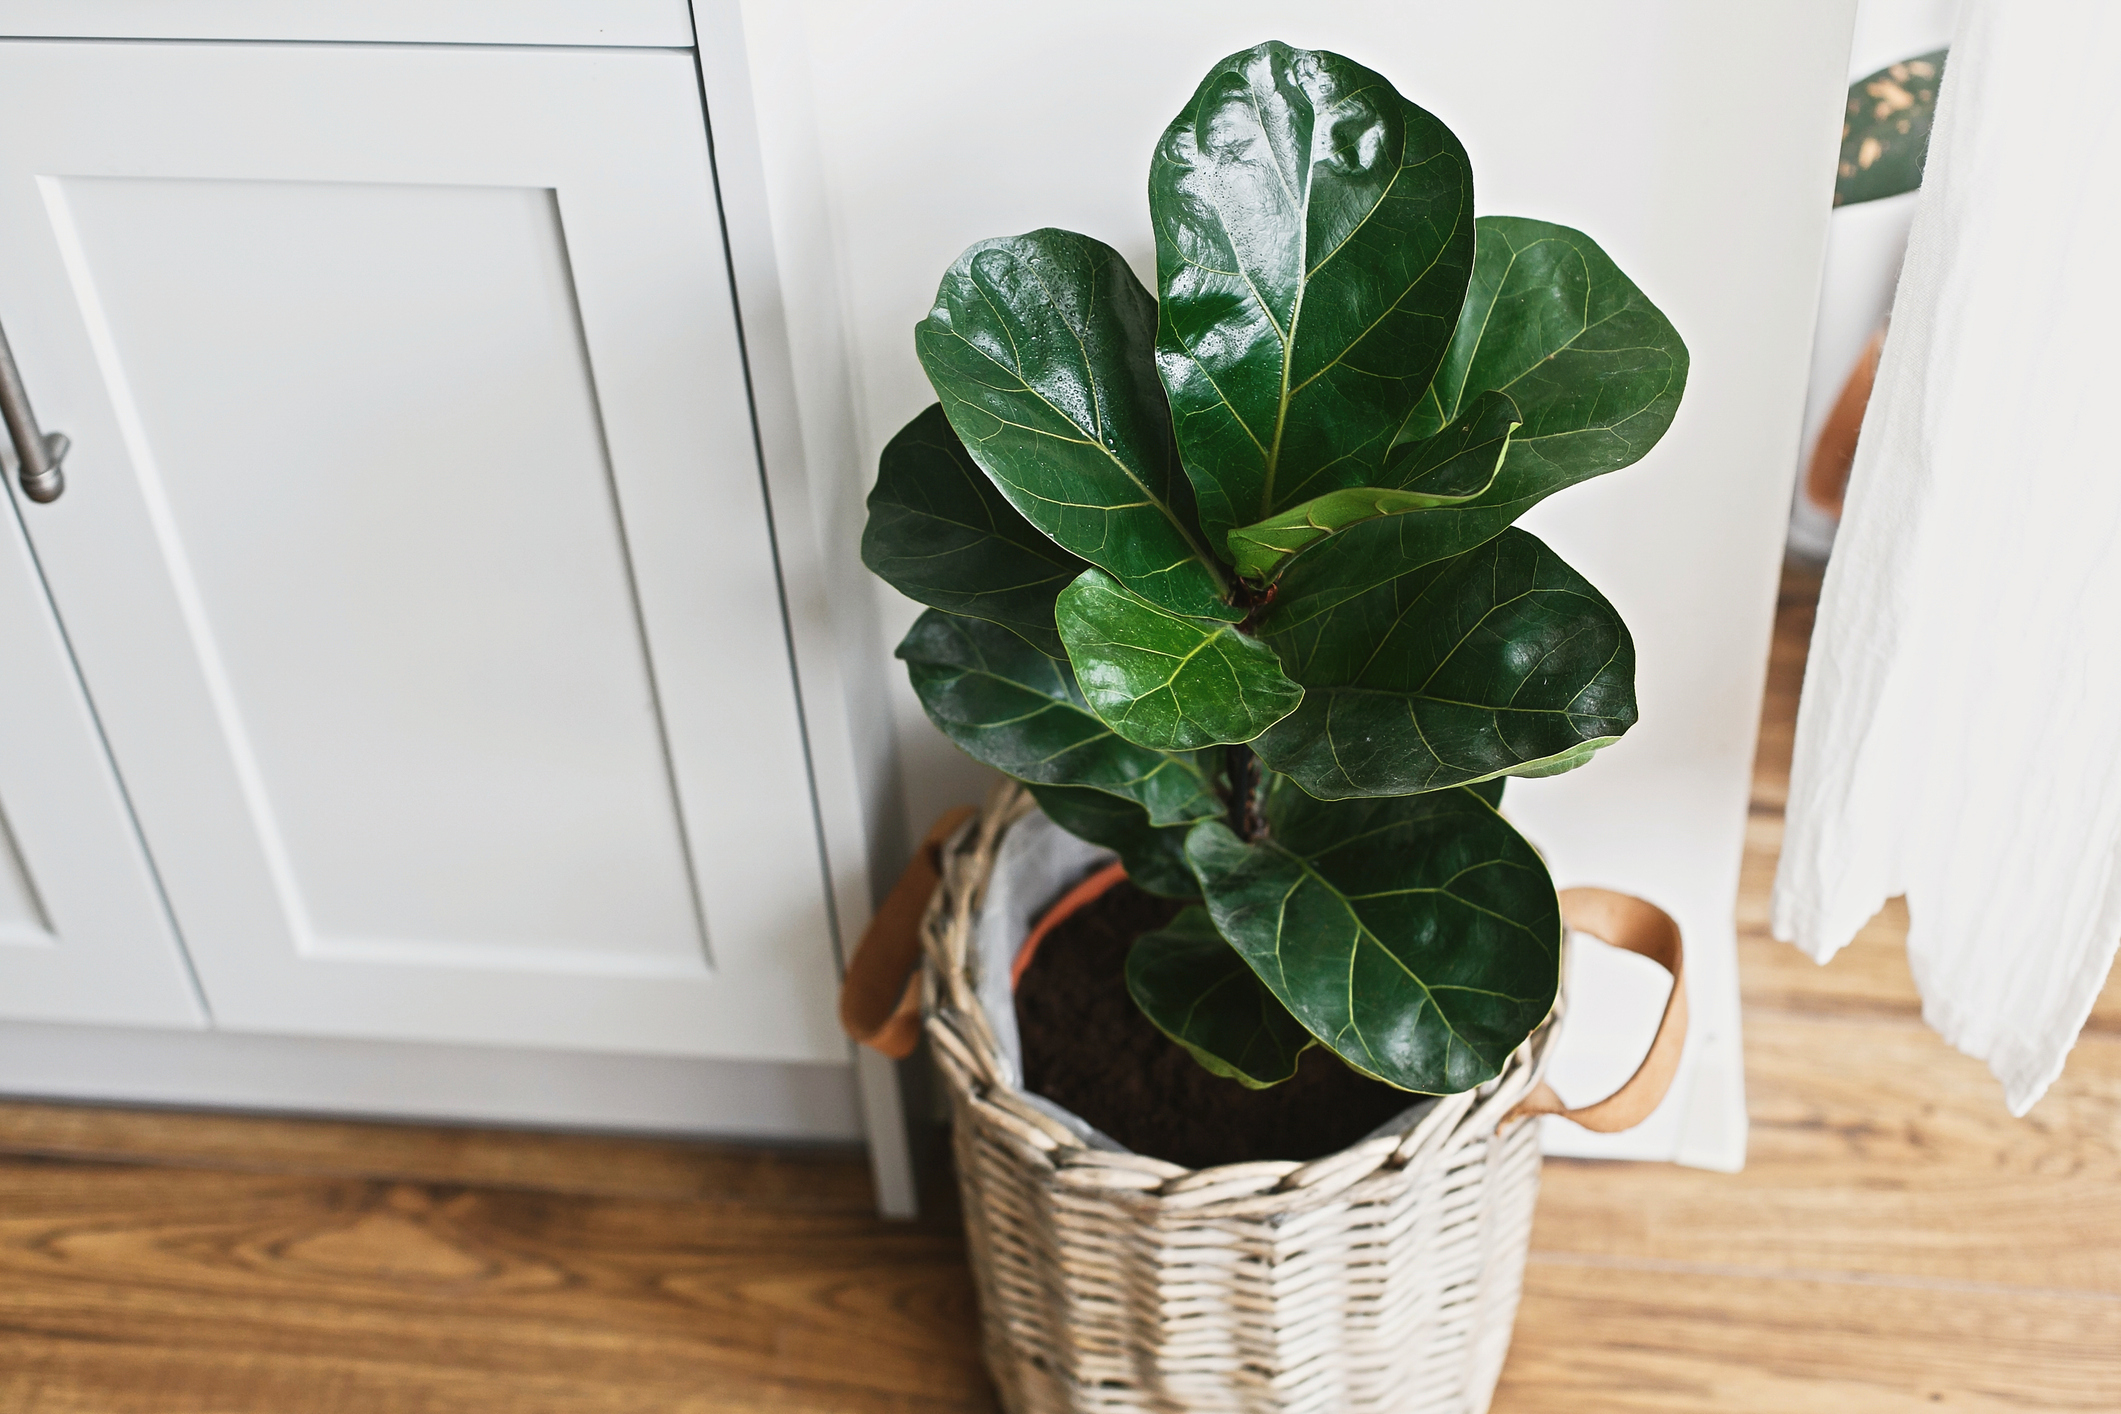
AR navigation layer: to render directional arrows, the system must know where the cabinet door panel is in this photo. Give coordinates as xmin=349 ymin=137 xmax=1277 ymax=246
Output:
xmin=54 ymin=176 xmax=705 ymax=974
xmin=0 ymin=489 xmax=202 ymax=1026
xmin=0 ymin=42 xmax=843 ymax=1061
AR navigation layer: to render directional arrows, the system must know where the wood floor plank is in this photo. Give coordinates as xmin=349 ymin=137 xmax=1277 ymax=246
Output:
xmin=1745 ymin=558 xmax=1819 ymax=817
xmin=1529 ymin=1017 xmax=2121 ymax=1293
xmin=1495 ymin=1259 xmax=2121 ymax=1413
xmin=0 ymin=1158 xmax=994 ymax=1414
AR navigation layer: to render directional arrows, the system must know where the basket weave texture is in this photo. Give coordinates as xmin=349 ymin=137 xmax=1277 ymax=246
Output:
xmin=921 ymin=783 xmax=1562 ymax=1414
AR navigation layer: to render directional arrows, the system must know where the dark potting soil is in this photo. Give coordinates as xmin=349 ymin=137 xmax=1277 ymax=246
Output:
xmin=1014 ymin=877 xmax=1421 ymax=1171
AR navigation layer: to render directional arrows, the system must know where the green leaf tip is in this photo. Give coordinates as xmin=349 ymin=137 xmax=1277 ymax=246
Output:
xmin=915 ymin=228 xmax=1232 ymax=619
xmin=1027 ymin=783 xmax=1201 ymax=900
xmin=1185 ymin=782 xmax=1560 ymax=1094
xmin=897 ymin=608 xmax=1223 ymax=827
xmin=1056 ymin=568 xmax=1303 ymax=752
xmin=862 ymin=404 xmax=1087 ymax=655
xmin=1126 ymin=905 xmax=1312 ymax=1087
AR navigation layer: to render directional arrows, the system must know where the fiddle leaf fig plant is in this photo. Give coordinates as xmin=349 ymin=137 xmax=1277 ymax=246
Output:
xmin=862 ymin=41 xmax=1687 ymax=1095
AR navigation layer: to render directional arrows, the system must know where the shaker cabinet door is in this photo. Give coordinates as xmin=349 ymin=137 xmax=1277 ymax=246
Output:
xmin=0 ymin=41 xmax=845 ymax=1062
xmin=0 ymin=487 xmax=203 ymax=1027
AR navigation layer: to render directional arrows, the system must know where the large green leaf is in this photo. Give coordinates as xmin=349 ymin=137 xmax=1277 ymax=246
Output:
xmin=1025 ymin=782 xmax=1199 ymax=899
xmin=1186 ymin=782 xmax=1560 ymax=1093
xmin=1055 ymin=568 xmax=1302 ymax=751
xmin=1264 ymin=216 xmax=1686 ymax=630
xmin=1151 ymin=41 xmax=1475 ymax=544
xmin=862 ymin=404 xmax=1086 ymax=655
xmin=897 ymin=609 xmax=1220 ymax=826
xmin=1404 ymin=216 xmax=1688 ymax=456
xmin=1253 ymin=528 xmax=1635 ymax=797
xmin=915 ymin=228 xmax=1233 ymax=619
xmin=1836 ymin=50 xmax=1946 ymax=207
xmin=1223 ymin=391 xmax=1518 ymax=582
xmin=1126 ymin=906 xmax=1312 ymax=1087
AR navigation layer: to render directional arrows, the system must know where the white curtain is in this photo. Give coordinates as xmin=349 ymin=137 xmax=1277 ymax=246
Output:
xmin=1773 ymin=0 xmax=2121 ymax=1114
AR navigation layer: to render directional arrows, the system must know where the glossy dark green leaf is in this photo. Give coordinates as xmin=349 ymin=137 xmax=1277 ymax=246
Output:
xmin=897 ymin=609 xmax=1221 ymax=826
xmin=1186 ymin=782 xmax=1560 ymax=1093
xmin=1223 ymin=391 xmax=1517 ymax=582
xmin=1026 ymin=782 xmax=1199 ymax=899
xmin=862 ymin=404 xmax=1086 ymax=655
xmin=1055 ymin=568 xmax=1303 ymax=751
xmin=1253 ymin=529 xmax=1635 ymax=798
xmin=1404 ymin=217 xmax=1688 ymax=458
xmin=1836 ymin=50 xmax=1946 ymax=207
xmin=915 ymin=228 xmax=1234 ymax=619
xmin=1265 ymin=217 xmax=1686 ymax=630
xmin=1151 ymin=41 xmax=1475 ymax=544
xmin=1126 ymin=906 xmax=1312 ymax=1087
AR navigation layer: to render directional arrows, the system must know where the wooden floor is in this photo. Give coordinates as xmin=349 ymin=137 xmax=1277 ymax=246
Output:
xmin=3 ymin=562 xmax=2117 ymax=1412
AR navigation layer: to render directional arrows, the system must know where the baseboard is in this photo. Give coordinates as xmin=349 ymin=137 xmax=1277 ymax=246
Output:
xmin=0 ymin=1018 xmax=863 ymax=1142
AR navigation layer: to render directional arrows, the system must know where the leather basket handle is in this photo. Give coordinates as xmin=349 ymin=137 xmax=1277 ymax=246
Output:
xmin=1504 ymin=887 xmax=1688 ymax=1133
xmin=839 ymin=806 xmax=976 ymax=1060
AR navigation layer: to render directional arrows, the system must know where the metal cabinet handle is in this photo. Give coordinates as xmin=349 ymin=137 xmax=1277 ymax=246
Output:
xmin=0 ymin=319 xmax=66 ymax=503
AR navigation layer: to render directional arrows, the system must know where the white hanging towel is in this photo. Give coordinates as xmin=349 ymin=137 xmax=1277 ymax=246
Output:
xmin=1773 ymin=0 xmax=2121 ymax=1114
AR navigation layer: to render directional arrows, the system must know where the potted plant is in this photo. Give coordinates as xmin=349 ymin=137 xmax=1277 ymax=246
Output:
xmin=846 ymin=40 xmax=1690 ymax=1413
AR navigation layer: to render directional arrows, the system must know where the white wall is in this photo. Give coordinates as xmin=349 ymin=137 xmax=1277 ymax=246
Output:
xmin=736 ymin=0 xmax=1858 ymax=1170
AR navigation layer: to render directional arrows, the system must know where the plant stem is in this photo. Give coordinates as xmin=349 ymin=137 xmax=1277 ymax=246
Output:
xmin=1230 ymin=576 xmax=1277 ymax=636
xmin=1225 ymin=744 xmax=1264 ymax=843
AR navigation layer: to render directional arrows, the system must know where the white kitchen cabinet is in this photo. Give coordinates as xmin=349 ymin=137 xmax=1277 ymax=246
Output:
xmin=0 ymin=39 xmax=848 ymax=1064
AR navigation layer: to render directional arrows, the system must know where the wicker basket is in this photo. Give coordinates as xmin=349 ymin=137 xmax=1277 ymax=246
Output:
xmin=894 ymin=782 xmax=1684 ymax=1414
